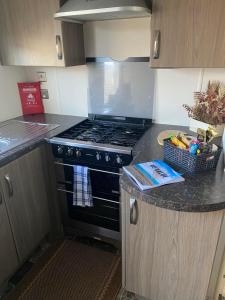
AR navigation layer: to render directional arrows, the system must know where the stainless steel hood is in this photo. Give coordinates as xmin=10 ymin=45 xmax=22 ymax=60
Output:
xmin=55 ymin=0 xmax=151 ymax=23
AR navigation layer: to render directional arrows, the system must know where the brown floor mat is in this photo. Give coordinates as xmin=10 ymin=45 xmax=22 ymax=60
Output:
xmin=6 ymin=240 xmax=122 ymax=300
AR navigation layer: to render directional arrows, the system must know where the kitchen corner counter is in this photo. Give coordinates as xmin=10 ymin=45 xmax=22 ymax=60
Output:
xmin=120 ymin=124 xmax=225 ymax=213
xmin=0 ymin=113 xmax=86 ymax=167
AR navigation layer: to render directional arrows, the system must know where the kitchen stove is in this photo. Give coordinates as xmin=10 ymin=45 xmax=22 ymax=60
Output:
xmin=51 ymin=115 xmax=151 ymax=157
xmin=56 ymin=118 xmax=148 ymax=147
xmin=50 ymin=115 xmax=151 ymax=239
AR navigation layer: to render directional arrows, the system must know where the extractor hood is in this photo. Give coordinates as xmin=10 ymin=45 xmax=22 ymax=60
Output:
xmin=55 ymin=0 xmax=151 ymax=23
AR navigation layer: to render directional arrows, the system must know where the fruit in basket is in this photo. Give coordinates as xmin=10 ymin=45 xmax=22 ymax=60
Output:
xmin=170 ymin=136 xmax=187 ymax=149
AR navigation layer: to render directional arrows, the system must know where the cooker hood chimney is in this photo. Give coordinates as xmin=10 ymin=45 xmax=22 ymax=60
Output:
xmin=55 ymin=0 xmax=151 ymax=23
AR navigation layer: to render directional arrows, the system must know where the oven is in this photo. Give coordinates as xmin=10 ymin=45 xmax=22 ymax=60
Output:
xmin=53 ymin=145 xmax=133 ymax=235
xmin=50 ymin=116 xmax=151 ymax=239
xmin=57 ymin=162 xmax=120 ymax=232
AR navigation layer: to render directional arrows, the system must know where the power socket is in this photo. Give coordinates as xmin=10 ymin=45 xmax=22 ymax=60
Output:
xmin=41 ymin=89 xmax=49 ymax=100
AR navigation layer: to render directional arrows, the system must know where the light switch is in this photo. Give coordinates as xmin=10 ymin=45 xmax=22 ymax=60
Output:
xmin=37 ymin=72 xmax=47 ymax=82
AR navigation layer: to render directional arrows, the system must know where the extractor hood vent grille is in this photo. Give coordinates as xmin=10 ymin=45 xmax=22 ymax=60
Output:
xmin=55 ymin=0 xmax=151 ymax=23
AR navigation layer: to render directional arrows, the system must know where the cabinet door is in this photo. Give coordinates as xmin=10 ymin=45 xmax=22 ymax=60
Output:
xmin=150 ymin=0 xmax=225 ymax=68
xmin=1 ymin=147 xmax=50 ymax=262
xmin=122 ymin=189 xmax=223 ymax=300
xmin=0 ymin=0 xmax=84 ymax=67
xmin=0 ymin=0 xmax=62 ymax=67
xmin=0 ymin=190 xmax=19 ymax=286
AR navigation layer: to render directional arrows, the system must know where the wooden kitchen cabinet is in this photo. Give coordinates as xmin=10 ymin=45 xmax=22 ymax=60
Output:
xmin=0 ymin=146 xmax=50 ymax=263
xmin=150 ymin=0 xmax=225 ymax=68
xmin=0 ymin=0 xmax=85 ymax=67
xmin=0 ymin=189 xmax=19 ymax=286
xmin=122 ymin=188 xmax=224 ymax=300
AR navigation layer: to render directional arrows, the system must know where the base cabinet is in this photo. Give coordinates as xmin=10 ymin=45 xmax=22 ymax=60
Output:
xmin=0 ymin=146 xmax=50 ymax=263
xmin=0 ymin=192 xmax=19 ymax=286
xmin=122 ymin=188 xmax=224 ymax=300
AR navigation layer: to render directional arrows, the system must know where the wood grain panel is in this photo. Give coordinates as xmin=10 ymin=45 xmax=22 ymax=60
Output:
xmin=0 ymin=0 xmax=84 ymax=67
xmin=1 ymin=146 xmax=50 ymax=262
xmin=150 ymin=0 xmax=225 ymax=68
xmin=44 ymin=145 xmax=63 ymax=240
xmin=214 ymin=246 xmax=225 ymax=300
xmin=62 ymin=22 xmax=85 ymax=67
xmin=0 ymin=0 xmax=62 ymax=66
xmin=207 ymin=215 xmax=225 ymax=300
xmin=123 ymin=189 xmax=224 ymax=300
xmin=0 ymin=189 xmax=19 ymax=286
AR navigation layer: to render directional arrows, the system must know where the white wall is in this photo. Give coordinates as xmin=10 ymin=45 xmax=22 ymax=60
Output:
xmin=0 ymin=65 xmax=27 ymax=122
xmin=25 ymin=66 xmax=225 ymax=127
xmin=154 ymin=68 xmax=225 ymax=126
xmin=25 ymin=66 xmax=88 ymax=117
xmin=153 ymin=69 xmax=201 ymax=125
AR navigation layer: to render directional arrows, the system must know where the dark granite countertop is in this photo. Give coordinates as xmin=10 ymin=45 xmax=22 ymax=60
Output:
xmin=120 ymin=124 xmax=225 ymax=213
xmin=0 ymin=113 xmax=86 ymax=167
xmin=0 ymin=115 xmax=224 ymax=213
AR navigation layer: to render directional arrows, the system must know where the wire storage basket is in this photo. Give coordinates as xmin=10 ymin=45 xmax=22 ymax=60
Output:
xmin=163 ymin=139 xmax=222 ymax=174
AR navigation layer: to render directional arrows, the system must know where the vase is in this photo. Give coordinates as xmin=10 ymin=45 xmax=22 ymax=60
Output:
xmin=189 ymin=118 xmax=225 ymax=137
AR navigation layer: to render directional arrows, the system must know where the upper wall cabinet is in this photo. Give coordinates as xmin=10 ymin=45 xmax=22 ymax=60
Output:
xmin=0 ymin=0 xmax=85 ymax=67
xmin=150 ymin=0 xmax=225 ymax=68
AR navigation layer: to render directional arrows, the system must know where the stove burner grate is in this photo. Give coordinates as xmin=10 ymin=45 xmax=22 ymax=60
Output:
xmin=57 ymin=119 xmax=148 ymax=147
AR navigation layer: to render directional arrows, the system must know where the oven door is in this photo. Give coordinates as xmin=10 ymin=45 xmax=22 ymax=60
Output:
xmin=58 ymin=163 xmax=121 ymax=232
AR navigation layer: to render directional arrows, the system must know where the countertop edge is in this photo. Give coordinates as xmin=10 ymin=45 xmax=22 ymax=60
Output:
xmin=120 ymin=175 xmax=225 ymax=213
xmin=0 ymin=114 xmax=87 ymax=168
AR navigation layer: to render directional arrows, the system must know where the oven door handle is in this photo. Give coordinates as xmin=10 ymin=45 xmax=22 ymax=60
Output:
xmin=58 ymin=181 xmax=120 ymax=196
xmin=57 ymin=188 xmax=119 ymax=204
xmin=54 ymin=161 xmax=121 ymax=176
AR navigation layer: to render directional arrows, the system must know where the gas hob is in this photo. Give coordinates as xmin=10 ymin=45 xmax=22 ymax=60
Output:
xmin=50 ymin=115 xmax=151 ymax=167
xmin=50 ymin=116 xmax=151 ymax=152
xmin=57 ymin=119 xmax=147 ymax=146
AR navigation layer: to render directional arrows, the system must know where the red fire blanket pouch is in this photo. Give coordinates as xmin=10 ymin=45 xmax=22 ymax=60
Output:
xmin=18 ymin=82 xmax=44 ymax=115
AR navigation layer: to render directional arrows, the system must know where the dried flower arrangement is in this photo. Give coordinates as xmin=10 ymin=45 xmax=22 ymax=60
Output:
xmin=183 ymin=81 xmax=225 ymax=126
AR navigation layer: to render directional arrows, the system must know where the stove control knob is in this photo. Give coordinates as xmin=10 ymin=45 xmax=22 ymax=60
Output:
xmin=105 ymin=154 xmax=110 ymax=162
xmin=57 ymin=145 xmax=64 ymax=155
xmin=116 ymin=155 xmax=122 ymax=164
xmin=76 ymin=150 xmax=82 ymax=158
xmin=67 ymin=148 xmax=74 ymax=157
xmin=96 ymin=153 xmax=101 ymax=161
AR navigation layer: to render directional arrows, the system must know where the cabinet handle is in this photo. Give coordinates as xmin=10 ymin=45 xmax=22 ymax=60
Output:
xmin=4 ymin=175 xmax=13 ymax=197
xmin=153 ymin=30 xmax=161 ymax=59
xmin=0 ymin=191 xmax=2 ymax=205
xmin=130 ymin=198 xmax=138 ymax=225
xmin=56 ymin=35 xmax=63 ymax=60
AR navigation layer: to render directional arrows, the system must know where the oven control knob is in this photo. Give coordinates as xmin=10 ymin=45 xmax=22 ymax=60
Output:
xmin=76 ymin=150 xmax=82 ymax=158
xmin=96 ymin=153 xmax=101 ymax=161
xmin=67 ymin=148 xmax=74 ymax=157
xmin=116 ymin=155 xmax=122 ymax=164
xmin=105 ymin=154 xmax=110 ymax=162
xmin=57 ymin=146 xmax=64 ymax=155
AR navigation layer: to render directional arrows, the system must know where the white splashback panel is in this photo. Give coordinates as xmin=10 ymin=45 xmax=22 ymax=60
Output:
xmin=88 ymin=61 xmax=155 ymax=118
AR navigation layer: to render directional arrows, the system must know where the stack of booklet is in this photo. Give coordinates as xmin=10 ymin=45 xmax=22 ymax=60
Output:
xmin=123 ymin=160 xmax=184 ymax=191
